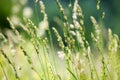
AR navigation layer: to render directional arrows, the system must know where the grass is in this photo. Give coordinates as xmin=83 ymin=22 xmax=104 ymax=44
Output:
xmin=0 ymin=0 xmax=120 ymax=80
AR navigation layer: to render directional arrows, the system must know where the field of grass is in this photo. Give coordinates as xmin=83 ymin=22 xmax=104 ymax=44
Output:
xmin=0 ymin=0 xmax=120 ymax=80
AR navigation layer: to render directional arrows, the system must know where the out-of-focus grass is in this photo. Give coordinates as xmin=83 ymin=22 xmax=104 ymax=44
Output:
xmin=0 ymin=0 xmax=120 ymax=80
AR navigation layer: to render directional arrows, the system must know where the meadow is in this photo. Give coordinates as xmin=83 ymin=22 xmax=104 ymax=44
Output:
xmin=0 ymin=0 xmax=120 ymax=80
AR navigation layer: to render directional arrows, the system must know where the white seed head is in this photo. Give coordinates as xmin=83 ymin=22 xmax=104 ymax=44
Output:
xmin=57 ymin=51 xmax=65 ymax=60
xmin=11 ymin=16 xmax=20 ymax=25
xmin=72 ymin=13 xmax=77 ymax=20
xmin=102 ymin=12 xmax=105 ymax=19
xmin=39 ymin=1 xmax=45 ymax=13
xmin=70 ymin=24 xmax=74 ymax=29
xmin=23 ymin=7 xmax=33 ymax=18
xmin=37 ymin=20 xmax=48 ymax=36
xmin=73 ymin=20 xmax=81 ymax=28
xmin=70 ymin=31 xmax=76 ymax=36
xmin=97 ymin=0 xmax=101 ymax=10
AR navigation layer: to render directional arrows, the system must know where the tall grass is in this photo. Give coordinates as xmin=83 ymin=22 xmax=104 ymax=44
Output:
xmin=0 ymin=0 xmax=120 ymax=80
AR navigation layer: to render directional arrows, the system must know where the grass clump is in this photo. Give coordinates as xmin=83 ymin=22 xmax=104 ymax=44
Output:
xmin=0 ymin=0 xmax=120 ymax=80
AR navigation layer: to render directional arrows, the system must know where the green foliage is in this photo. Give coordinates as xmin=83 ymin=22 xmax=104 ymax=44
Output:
xmin=0 ymin=0 xmax=120 ymax=80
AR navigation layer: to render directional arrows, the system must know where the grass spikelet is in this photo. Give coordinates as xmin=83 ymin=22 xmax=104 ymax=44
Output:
xmin=39 ymin=1 xmax=45 ymax=14
xmin=97 ymin=0 xmax=101 ymax=10
xmin=7 ymin=17 xmax=22 ymax=42
xmin=56 ymin=0 xmax=68 ymax=22
xmin=56 ymin=0 xmax=69 ymax=37
xmin=73 ymin=0 xmax=84 ymax=26
xmin=91 ymin=16 xmax=112 ymax=80
xmin=52 ymin=27 xmax=65 ymax=51
xmin=90 ymin=16 xmax=101 ymax=42
xmin=108 ymin=29 xmax=120 ymax=79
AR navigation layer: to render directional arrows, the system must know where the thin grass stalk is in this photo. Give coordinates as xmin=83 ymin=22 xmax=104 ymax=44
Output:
xmin=47 ymin=28 xmax=57 ymax=70
xmin=56 ymin=0 xmax=68 ymax=23
xmin=0 ymin=62 xmax=9 ymax=80
xmin=53 ymin=27 xmax=77 ymax=79
xmin=32 ymin=40 xmax=47 ymax=80
xmin=71 ymin=55 xmax=82 ymax=80
xmin=20 ymin=46 xmax=41 ymax=79
xmin=23 ymin=19 xmax=47 ymax=79
xmin=91 ymin=33 xmax=111 ymax=80
xmin=42 ymin=38 xmax=52 ymax=80
xmin=42 ymin=0 xmax=57 ymax=69
xmin=43 ymin=37 xmax=62 ymax=80
xmin=91 ymin=13 xmax=112 ymax=79
xmin=0 ymin=48 xmax=20 ymax=80
xmin=24 ymin=18 xmax=47 ymax=79
xmin=72 ymin=10 xmax=99 ymax=79
xmin=76 ymin=25 xmax=99 ymax=79
xmin=64 ymin=45 xmax=78 ymax=80
xmin=108 ymin=30 xmax=120 ymax=79
xmin=42 ymin=38 xmax=50 ymax=80
xmin=33 ymin=0 xmax=40 ymax=22
xmin=67 ymin=68 xmax=78 ymax=80
xmin=56 ymin=0 xmax=70 ymax=47
xmin=87 ymin=46 xmax=99 ymax=80
xmin=76 ymin=27 xmax=99 ymax=79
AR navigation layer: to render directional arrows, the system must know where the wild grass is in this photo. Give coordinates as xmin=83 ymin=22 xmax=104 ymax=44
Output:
xmin=0 ymin=0 xmax=120 ymax=80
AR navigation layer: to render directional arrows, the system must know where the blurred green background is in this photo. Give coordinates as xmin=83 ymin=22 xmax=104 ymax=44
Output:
xmin=0 ymin=0 xmax=120 ymax=38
